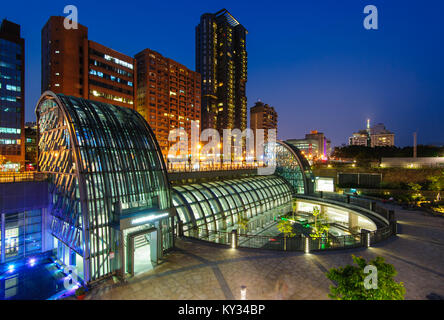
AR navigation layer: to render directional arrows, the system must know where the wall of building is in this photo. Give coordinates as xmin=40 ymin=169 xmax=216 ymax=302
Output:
xmin=313 ymin=166 xmax=443 ymax=189
xmin=250 ymin=101 xmax=277 ymax=143
xmin=0 ymin=19 xmax=25 ymax=169
xmin=41 ymin=16 xmax=135 ymax=109
xmin=381 ymin=157 xmax=444 ymax=168
xmin=196 ymin=9 xmax=247 ymax=134
xmin=135 ymin=48 xmax=201 ymax=160
xmin=286 ymin=131 xmax=330 ymax=160
xmin=0 ymin=181 xmax=50 ymax=264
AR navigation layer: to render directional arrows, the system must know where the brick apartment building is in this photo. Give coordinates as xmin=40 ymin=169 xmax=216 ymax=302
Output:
xmin=135 ymin=49 xmax=201 ymax=160
xmin=250 ymin=101 xmax=277 ymax=143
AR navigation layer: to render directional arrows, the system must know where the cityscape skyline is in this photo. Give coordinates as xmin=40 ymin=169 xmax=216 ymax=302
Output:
xmin=1 ymin=1 xmax=444 ymax=303
xmin=2 ymin=0 xmax=444 ymax=147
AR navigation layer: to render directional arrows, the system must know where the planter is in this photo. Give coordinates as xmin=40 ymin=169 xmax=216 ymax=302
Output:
xmin=75 ymin=286 xmax=87 ymax=299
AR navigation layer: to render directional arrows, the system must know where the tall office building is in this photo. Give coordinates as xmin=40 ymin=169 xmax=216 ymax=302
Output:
xmin=0 ymin=19 xmax=25 ymax=171
xmin=250 ymin=101 xmax=277 ymax=143
xmin=196 ymin=9 xmax=247 ymax=134
xmin=135 ymin=49 xmax=201 ymax=160
xmin=42 ymin=16 xmax=135 ymax=109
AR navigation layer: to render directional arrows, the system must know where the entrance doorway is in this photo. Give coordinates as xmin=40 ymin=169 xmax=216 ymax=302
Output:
xmin=127 ymin=228 xmax=157 ymax=276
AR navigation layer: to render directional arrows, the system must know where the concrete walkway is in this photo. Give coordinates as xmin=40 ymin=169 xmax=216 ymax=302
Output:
xmin=85 ymin=204 xmax=444 ymax=300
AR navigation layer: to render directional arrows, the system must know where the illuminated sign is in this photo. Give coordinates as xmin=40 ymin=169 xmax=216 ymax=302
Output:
xmin=131 ymin=213 xmax=169 ymax=225
xmin=315 ymin=177 xmax=334 ymax=192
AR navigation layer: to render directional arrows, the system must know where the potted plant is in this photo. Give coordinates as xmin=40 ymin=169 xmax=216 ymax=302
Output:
xmin=75 ymin=286 xmax=86 ymax=300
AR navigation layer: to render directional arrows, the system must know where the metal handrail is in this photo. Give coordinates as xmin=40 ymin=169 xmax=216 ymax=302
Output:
xmin=0 ymin=172 xmax=48 ymax=183
xmin=167 ymin=162 xmax=265 ymax=173
xmin=180 ymin=194 xmax=396 ymax=252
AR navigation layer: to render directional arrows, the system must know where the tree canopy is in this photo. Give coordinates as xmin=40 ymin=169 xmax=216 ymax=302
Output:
xmin=326 ymin=255 xmax=406 ymax=300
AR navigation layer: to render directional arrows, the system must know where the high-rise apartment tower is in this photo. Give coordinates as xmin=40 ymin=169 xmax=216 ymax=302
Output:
xmin=196 ymin=9 xmax=247 ymax=135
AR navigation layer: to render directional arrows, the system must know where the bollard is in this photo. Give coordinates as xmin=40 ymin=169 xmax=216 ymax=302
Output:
xmin=387 ymin=210 xmax=397 ymax=235
xmin=231 ymin=229 xmax=238 ymax=249
xmin=304 ymin=236 xmax=310 ymax=253
xmin=361 ymin=229 xmax=371 ymax=247
xmin=177 ymin=221 xmax=184 ymax=237
xmin=240 ymin=286 xmax=247 ymax=300
xmin=388 ymin=210 xmax=395 ymax=222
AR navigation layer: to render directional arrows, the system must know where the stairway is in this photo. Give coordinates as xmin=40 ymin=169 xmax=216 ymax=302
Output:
xmin=134 ymin=234 xmax=150 ymax=250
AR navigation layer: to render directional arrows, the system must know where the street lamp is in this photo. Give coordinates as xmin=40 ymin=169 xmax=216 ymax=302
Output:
xmin=197 ymin=143 xmax=202 ymax=169
xmin=218 ymin=143 xmax=222 ymax=169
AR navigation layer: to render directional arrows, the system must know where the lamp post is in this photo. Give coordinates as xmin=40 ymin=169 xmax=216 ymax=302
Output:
xmin=197 ymin=143 xmax=202 ymax=170
xmin=218 ymin=143 xmax=222 ymax=169
xmin=240 ymin=285 xmax=247 ymax=300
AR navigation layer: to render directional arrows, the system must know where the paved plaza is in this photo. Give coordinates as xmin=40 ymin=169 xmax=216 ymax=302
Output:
xmin=85 ymin=203 xmax=444 ymax=300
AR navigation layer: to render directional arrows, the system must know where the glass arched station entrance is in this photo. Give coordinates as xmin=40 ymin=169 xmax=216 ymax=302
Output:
xmin=36 ymin=92 xmax=175 ymax=283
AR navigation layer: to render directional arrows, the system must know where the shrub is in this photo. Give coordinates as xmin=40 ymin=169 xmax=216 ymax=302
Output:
xmin=326 ymin=255 xmax=405 ymax=300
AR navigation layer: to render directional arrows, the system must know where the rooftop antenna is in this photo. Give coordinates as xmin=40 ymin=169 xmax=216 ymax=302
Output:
xmin=366 ymin=118 xmax=371 ymax=147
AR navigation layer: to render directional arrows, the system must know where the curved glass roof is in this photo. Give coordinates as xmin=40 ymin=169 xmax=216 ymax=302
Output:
xmin=265 ymin=140 xmax=314 ymax=194
xmin=36 ymin=91 xmax=171 ymax=282
xmin=173 ymin=175 xmax=292 ymax=233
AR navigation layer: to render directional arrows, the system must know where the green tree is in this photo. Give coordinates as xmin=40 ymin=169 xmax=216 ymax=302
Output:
xmin=427 ymin=170 xmax=444 ymax=201
xmin=277 ymin=219 xmax=295 ymax=251
xmin=326 ymin=255 xmax=405 ymax=300
xmin=311 ymin=206 xmax=328 ymax=237
xmin=408 ymin=182 xmax=424 ymax=204
xmin=310 ymin=206 xmax=330 ymax=248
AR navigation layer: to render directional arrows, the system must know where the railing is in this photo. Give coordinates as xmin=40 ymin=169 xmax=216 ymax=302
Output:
xmin=180 ymin=193 xmax=396 ymax=252
xmin=0 ymin=172 xmax=48 ymax=183
xmin=369 ymin=225 xmax=393 ymax=244
xmin=185 ymin=228 xmax=233 ymax=246
xmin=167 ymin=162 xmax=264 ymax=173
xmin=184 ymin=226 xmax=366 ymax=252
xmin=312 ymin=191 xmax=391 ymax=221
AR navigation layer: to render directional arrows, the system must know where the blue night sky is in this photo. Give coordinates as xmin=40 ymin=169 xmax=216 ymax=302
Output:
xmin=3 ymin=0 xmax=444 ymax=147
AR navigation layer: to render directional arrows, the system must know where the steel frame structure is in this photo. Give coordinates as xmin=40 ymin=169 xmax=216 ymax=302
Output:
xmin=36 ymin=91 xmax=171 ymax=282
